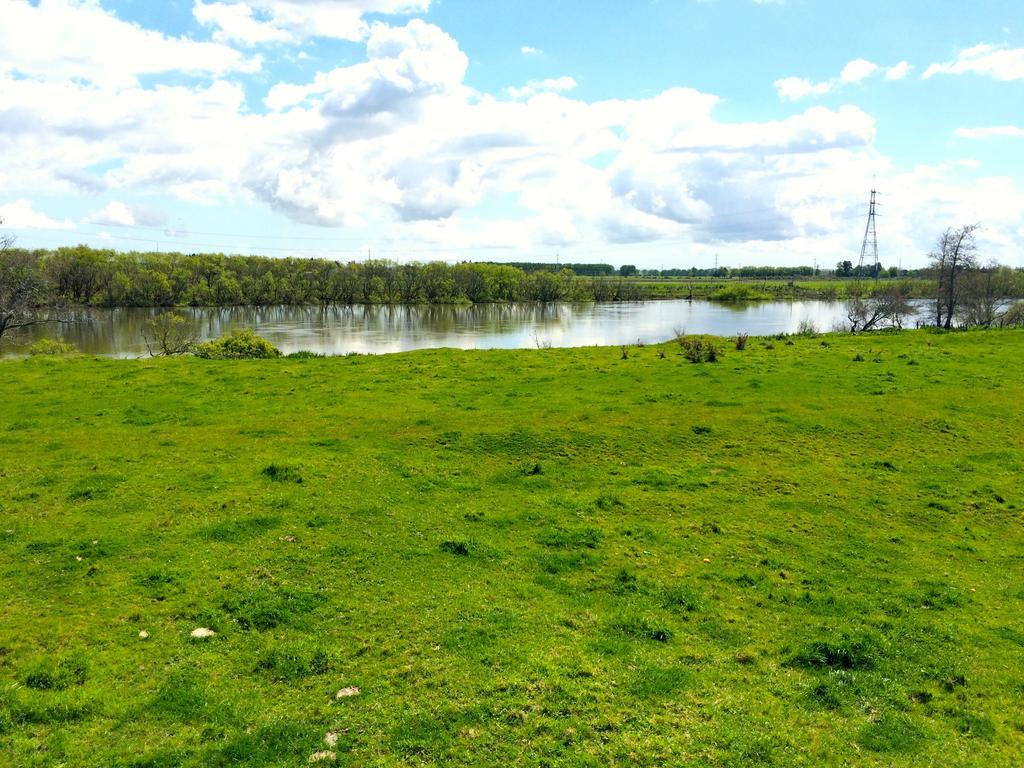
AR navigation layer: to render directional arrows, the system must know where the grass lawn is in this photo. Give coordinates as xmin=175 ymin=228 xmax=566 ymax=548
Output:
xmin=1 ymin=329 xmax=1022 ymax=766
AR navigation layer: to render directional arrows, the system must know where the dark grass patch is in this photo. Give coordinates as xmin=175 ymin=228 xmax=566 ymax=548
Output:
xmin=66 ymin=474 xmax=124 ymax=502
xmin=857 ymin=712 xmax=927 ymax=753
xmin=23 ymin=655 xmax=88 ymax=691
xmin=212 ymin=721 xmax=321 ymax=767
xmin=788 ymin=631 xmax=882 ymax=671
xmin=198 ymin=515 xmax=281 ymax=543
xmin=662 ymin=584 xmax=703 ymax=612
xmin=261 ymin=464 xmax=303 ymax=483
xmin=390 ymin=711 xmax=459 ymax=758
xmin=916 ymin=581 xmax=965 ymax=610
xmin=535 ymin=551 xmax=596 ymax=575
xmin=440 ymin=540 xmax=472 ymax=556
xmin=221 ymin=586 xmax=324 ymax=631
xmin=606 ymin=614 xmax=673 ymax=643
xmin=954 ymin=712 xmax=996 ymax=740
xmin=2 ymin=695 xmax=92 ymax=727
xmin=254 ymin=645 xmax=330 ymax=681
xmin=629 ymin=664 xmax=691 ymax=697
xmin=537 ymin=526 xmax=602 ymax=549
xmin=150 ymin=668 xmax=231 ymax=724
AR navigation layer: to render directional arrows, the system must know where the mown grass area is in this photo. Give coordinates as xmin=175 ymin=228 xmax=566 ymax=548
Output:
xmin=1 ymin=330 xmax=1023 ymax=767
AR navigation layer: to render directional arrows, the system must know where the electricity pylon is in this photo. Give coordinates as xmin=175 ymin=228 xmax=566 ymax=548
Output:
xmin=858 ymin=189 xmax=879 ymax=278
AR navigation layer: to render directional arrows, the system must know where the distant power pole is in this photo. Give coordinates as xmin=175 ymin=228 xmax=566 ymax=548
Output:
xmin=858 ymin=189 xmax=879 ymax=276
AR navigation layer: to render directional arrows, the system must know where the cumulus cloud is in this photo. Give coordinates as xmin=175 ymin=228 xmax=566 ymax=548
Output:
xmin=87 ymin=202 xmax=169 ymax=227
xmin=840 ymin=59 xmax=878 ymax=83
xmin=2 ymin=6 xmax=1023 ymax=265
xmin=0 ymin=199 xmax=73 ymax=230
xmin=924 ymin=44 xmax=1024 ymax=81
xmin=193 ymin=0 xmax=432 ymax=45
xmin=0 ymin=0 xmax=260 ymax=86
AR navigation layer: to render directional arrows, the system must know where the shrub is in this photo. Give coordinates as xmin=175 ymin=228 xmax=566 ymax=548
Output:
xmin=735 ymin=333 xmax=749 ymax=350
xmin=709 ymin=284 xmax=768 ymax=302
xmin=796 ymin=319 xmax=819 ymax=337
xmin=1000 ymin=302 xmax=1024 ymax=328
xmin=286 ymin=350 xmax=325 ymax=359
xmin=194 ymin=330 xmax=281 ymax=359
xmin=678 ymin=336 xmax=721 ymax=363
xmin=28 ymin=338 xmax=75 ymax=356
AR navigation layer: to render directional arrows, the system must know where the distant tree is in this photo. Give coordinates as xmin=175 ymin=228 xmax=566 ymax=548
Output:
xmin=930 ymin=224 xmax=979 ymax=329
xmin=960 ymin=263 xmax=1014 ymax=328
xmin=619 ymin=264 xmax=638 ymax=277
xmin=836 ymin=260 xmax=853 ymax=277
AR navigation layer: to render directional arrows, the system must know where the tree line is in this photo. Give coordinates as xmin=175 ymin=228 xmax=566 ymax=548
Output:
xmin=2 ymin=222 xmax=1022 ymax=348
xmin=2 ymin=245 xmax=650 ymax=309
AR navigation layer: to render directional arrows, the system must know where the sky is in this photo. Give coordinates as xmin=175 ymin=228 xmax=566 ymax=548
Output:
xmin=1 ymin=0 xmax=1022 ymax=269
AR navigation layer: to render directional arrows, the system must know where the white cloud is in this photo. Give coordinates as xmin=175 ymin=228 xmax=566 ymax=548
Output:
xmin=0 ymin=0 xmax=260 ymax=87
xmin=884 ymin=61 xmax=913 ymax=80
xmin=521 ymin=46 xmax=542 ymax=56
xmin=193 ymin=0 xmax=432 ymax=45
xmin=840 ymin=58 xmax=878 ymax=83
xmin=954 ymin=126 xmax=1024 ymax=139
xmin=0 ymin=199 xmax=73 ymax=230
xmin=87 ymin=202 xmax=169 ymax=227
xmin=507 ymin=76 xmax=579 ymax=100
xmin=776 ymin=57 xmax=911 ymax=100
xmin=774 ymin=76 xmax=833 ymax=100
xmin=924 ymin=43 xmax=1024 ymax=81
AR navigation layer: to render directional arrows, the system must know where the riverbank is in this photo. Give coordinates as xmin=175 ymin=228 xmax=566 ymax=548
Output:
xmin=2 ymin=329 xmax=1023 ymax=766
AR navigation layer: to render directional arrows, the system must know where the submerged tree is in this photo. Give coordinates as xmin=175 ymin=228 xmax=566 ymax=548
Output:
xmin=846 ymin=284 xmax=917 ymax=333
xmin=142 ymin=311 xmax=199 ymax=357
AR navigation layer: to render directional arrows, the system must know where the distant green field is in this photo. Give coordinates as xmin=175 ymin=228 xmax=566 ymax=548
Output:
xmin=623 ymin=277 xmax=934 ymax=301
xmin=2 ymin=330 xmax=1023 ymax=767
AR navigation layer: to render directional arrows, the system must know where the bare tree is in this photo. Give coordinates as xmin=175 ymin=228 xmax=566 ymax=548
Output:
xmin=847 ymin=285 xmax=917 ymax=332
xmin=0 ymin=220 xmax=49 ymax=349
xmin=930 ymin=225 xmax=979 ymax=329
xmin=142 ymin=311 xmax=199 ymax=356
xmin=0 ymin=217 xmax=13 ymax=254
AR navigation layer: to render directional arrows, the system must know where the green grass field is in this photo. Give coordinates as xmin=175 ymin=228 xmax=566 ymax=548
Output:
xmin=2 ymin=330 xmax=1023 ymax=766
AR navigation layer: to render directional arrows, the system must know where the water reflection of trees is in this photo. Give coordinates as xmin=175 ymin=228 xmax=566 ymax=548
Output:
xmin=3 ymin=300 xmax=863 ymax=357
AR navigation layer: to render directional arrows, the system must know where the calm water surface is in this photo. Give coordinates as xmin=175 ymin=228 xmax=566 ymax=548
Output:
xmin=7 ymin=300 xmax=861 ymax=357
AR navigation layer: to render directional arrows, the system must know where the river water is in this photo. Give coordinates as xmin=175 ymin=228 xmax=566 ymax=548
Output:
xmin=5 ymin=300 xmax=867 ymax=357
